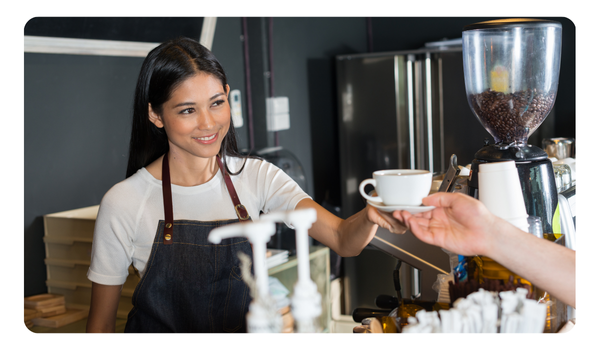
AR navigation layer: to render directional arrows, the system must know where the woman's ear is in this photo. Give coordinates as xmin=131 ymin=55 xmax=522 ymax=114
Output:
xmin=225 ymin=84 xmax=230 ymax=98
xmin=148 ymin=104 xmax=164 ymax=128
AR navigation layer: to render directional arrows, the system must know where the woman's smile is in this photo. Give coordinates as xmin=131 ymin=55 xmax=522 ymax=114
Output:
xmin=193 ymin=133 xmax=218 ymax=144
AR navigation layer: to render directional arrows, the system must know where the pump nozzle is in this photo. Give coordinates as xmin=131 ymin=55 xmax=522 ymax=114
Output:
xmin=208 ymin=221 xmax=275 ymax=299
xmin=208 ymin=221 xmax=274 ymax=245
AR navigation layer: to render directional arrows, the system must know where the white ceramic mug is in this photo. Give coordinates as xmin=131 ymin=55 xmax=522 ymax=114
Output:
xmin=359 ymin=169 xmax=432 ymax=206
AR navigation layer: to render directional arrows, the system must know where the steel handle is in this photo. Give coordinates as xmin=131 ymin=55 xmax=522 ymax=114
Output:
xmin=404 ymin=56 xmax=416 ymax=169
xmin=425 ymin=53 xmax=434 ymax=172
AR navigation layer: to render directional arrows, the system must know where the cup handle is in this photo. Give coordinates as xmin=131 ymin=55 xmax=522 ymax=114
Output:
xmin=359 ymin=179 xmax=383 ymax=203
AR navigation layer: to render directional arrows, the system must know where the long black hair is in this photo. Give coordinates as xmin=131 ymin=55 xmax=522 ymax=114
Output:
xmin=126 ymin=37 xmax=246 ymax=178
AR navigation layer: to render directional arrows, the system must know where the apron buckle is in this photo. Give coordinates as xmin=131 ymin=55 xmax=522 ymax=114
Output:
xmin=235 ymin=204 xmax=250 ymax=221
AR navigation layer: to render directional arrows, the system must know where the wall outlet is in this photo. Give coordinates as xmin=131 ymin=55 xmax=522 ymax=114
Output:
xmin=229 ymin=89 xmax=243 ymax=128
xmin=266 ymin=96 xmax=290 ymax=131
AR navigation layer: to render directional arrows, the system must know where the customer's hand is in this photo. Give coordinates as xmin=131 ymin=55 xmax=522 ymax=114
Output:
xmin=395 ymin=192 xmax=576 ymax=309
xmin=394 ymin=192 xmax=502 ymax=256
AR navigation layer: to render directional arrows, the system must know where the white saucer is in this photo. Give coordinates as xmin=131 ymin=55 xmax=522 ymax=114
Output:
xmin=367 ymin=200 xmax=435 ymax=214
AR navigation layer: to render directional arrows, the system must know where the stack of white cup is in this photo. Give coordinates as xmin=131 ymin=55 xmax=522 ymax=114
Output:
xmin=478 ymin=161 xmax=529 ymax=232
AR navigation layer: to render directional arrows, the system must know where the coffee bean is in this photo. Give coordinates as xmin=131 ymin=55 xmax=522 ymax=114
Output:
xmin=470 ymin=89 xmax=555 ymax=144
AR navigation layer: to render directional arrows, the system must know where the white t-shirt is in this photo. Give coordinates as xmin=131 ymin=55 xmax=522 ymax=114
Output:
xmin=87 ymin=157 xmax=310 ymax=286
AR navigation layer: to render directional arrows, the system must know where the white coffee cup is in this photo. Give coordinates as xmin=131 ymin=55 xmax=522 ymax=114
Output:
xmin=478 ymin=161 xmax=529 ymax=231
xmin=359 ymin=169 xmax=432 ymax=206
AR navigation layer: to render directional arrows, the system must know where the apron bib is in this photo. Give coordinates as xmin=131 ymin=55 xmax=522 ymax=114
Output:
xmin=124 ymin=154 xmax=253 ymax=333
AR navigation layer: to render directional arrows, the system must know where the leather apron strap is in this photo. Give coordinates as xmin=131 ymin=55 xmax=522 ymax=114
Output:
xmin=215 ymin=155 xmax=251 ymax=222
xmin=161 ymin=152 xmax=174 ymax=245
xmin=161 ymin=153 xmax=251 ymax=245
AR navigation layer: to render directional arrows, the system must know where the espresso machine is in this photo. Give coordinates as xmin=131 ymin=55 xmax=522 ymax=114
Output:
xmin=462 ymin=19 xmax=563 ymax=235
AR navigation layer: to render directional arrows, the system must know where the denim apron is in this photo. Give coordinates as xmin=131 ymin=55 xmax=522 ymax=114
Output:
xmin=124 ymin=154 xmax=253 ymax=333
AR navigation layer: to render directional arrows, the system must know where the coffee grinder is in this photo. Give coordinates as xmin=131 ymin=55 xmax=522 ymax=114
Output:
xmin=463 ymin=19 xmax=563 ymax=235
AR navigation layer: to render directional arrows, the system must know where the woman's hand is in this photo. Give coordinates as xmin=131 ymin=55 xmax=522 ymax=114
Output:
xmin=394 ymin=192 xmax=501 ymax=257
xmin=365 ymin=204 xmax=408 ymax=235
xmin=297 ymin=198 xmax=406 ymax=257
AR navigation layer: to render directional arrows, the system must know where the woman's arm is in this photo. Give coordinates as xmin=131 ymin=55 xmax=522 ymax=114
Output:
xmin=86 ymin=282 xmax=123 ymax=332
xmin=295 ymin=198 xmax=408 ymax=257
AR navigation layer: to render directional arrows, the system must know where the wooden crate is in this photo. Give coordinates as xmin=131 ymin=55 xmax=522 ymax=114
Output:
xmin=32 ymin=308 xmax=88 ymax=328
xmin=43 ymin=236 xmax=93 ymax=261
xmin=43 ymin=206 xmax=97 ymax=265
xmin=24 ymin=308 xmax=41 ymax=321
xmin=24 ymin=293 xmax=64 ymax=309
xmin=24 ymin=293 xmax=69 ymax=328
xmin=24 ymin=308 xmax=41 ymax=329
xmin=45 ymin=259 xmax=140 ymax=290
xmin=43 ymin=206 xmax=98 ymax=239
xmin=43 ymin=205 xmax=140 ymax=320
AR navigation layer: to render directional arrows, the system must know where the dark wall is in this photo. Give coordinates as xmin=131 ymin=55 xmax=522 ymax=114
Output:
xmin=270 ymin=17 xmax=368 ymax=206
xmin=24 ymin=17 xmax=576 ymax=297
xmin=24 ymin=53 xmax=141 ymax=295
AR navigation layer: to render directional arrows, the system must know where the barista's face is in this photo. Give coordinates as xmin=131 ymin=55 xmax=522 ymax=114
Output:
xmin=149 ymin=73 xmax=230 ymax=160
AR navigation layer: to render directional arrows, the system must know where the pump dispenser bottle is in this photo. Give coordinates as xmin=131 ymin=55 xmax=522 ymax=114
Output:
xmin=261 ymin=208 xmax=322 ymax=332
xmin=208 ymin=221 xmax=283 ymax=333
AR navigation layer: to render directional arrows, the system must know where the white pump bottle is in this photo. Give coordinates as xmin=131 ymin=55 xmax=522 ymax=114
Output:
xmin=261 ymin=208 xmax=322 ymax=332
xmin=208 ymin=221 xmax=282 ymax=333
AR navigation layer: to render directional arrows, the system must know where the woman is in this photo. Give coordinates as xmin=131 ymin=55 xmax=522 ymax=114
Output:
xmin=86 ymin=37 xmax=407 ymax=333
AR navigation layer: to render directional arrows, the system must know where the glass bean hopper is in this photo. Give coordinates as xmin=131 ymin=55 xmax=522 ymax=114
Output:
xmin=463 ymin=18 xmax=563 ymax=235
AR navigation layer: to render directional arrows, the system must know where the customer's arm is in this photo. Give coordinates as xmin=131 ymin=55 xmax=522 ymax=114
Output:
xmin=398 ymin=192 xmax=575 ymax=308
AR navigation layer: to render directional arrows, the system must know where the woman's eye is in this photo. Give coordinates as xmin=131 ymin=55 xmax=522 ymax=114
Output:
xmin=212 ymin=99 xmax=225 ymax=107
xmin=180 ymin=108 xmax=195 ymax=114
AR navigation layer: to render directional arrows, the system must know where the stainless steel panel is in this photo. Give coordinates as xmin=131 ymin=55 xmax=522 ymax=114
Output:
xmin=368 ymin=227 xmax=450 ymax=301
xmin=336 ymin=55 xmax=400 ymax=219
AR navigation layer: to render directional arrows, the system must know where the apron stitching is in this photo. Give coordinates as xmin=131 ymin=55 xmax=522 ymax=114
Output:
xmin=173 ymin=222 xmax=241 ymax=226
xmin=165 ymin=241 xmax=249 ymax=247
